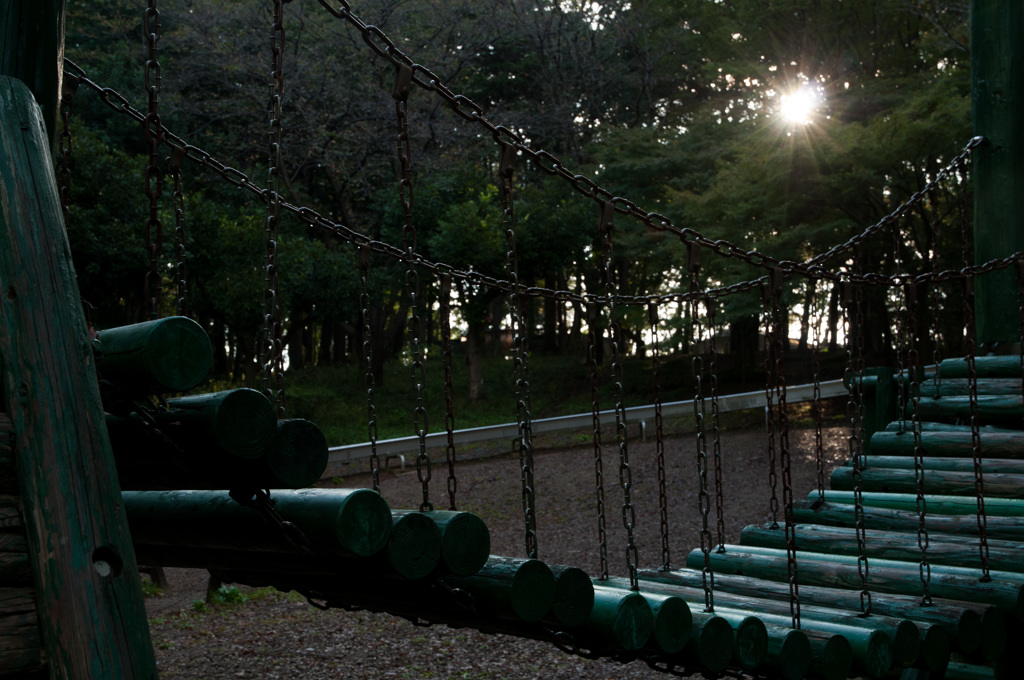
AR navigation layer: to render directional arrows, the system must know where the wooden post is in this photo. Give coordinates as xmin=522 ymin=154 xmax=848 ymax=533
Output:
xmin=972 ymin=0 xmax=1024 ymax=346
xmin=0 ymin=0 xmax=64 ymax=150
xmin=0 ymin=76 xmax=157 ymax=678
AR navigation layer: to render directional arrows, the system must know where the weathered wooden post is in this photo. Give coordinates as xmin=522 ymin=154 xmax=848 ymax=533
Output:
xmin=0 ymin=1 xmax=158 ymax=677
xmin=972 ymin=0 xmax=1024 ymax=346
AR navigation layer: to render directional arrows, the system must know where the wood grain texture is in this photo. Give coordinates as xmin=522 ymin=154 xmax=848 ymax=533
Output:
xmin=0 ymin=76 xmax=156 ymax=679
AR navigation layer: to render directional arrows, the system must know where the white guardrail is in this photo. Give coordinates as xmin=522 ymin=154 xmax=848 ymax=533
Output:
xmin=327 ymin=378 xmax=848 ymax=468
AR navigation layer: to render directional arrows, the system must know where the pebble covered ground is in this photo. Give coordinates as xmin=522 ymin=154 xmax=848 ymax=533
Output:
xmin=145 ymin=423 xmax=849 ymax=680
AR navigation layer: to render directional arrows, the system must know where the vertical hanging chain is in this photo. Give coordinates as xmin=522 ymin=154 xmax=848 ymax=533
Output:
xmin=844 ymin=276 xmax=872 ymax=616
xmin=768 ymin=268 xmax=800 ymax=629
xmin=440 ymin=273 xmax=458 ymax=511
xmin=359 ymin=247 xmax=381 ymax=492
xmin=1017 ymin=260 xmax=1024 ymax=421
xmin=690 ymin=242 xmax=714 ymax=611
xmin=262 ymin=0 xmax=287 ymax=417
xmin=143 ymin=0 xmax=164 ymax=320
xmin=167 ymin=145 xmax=189 ymax=318
xmin=501 ymin=141 xmax=538 ymax=558
xmin=707 ymin=296 xmax=727 ymax=553
xmin=58 ymin=74 xmax=80 ymax=228
xmin=763 ymin=280 xmax=780 ymax=528
xmin=811 ymin=281 xmax=827 ymax=500
xmin=958 ymin=157 xmax=990 ymax=581
xmin=590 ymin=296 xmax=609 ymax=580
xmin=650 ymin=301 xmax=671 ymax=571
xmin=905 ymin=283 xmax=932 ymax=604
xmin=600 ymin=201 xmax=637 ymax=590
xmin=393 ymin=63 xmax=431 ymax=513
xmin=893 ymin=224 xmax=909 ymax=434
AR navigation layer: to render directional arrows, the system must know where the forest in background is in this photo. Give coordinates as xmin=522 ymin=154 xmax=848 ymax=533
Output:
xmin=61 ymin=0 xmax=972 ymax=440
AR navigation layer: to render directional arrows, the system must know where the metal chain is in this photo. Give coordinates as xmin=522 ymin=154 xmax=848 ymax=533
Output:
xmin=1018 ymin=260 xmax=1024 ymax=422
xmin=589 ymin=293 xmax=608 ymax=580
xmin=843 ymin=278 xmax=872 ymax=615
xmin=312 ymin=0 xmax=983 ymax=285
xmin=64 ymin=60 xmax=1011 ymax=304
xmin=359 ymin=247 xmax=381 ymax=492
xmin=501 ymin=143 xmax=538 ymax=558
xmin=601 ymin=201 xmax=638 ymax=589
xmin=143 ymin=0 xmax=163 ymax=320
xmin=167 ymin=145 xmax=189 ymax=317
xmin=690 ymin=246 xmax=714 ymax=611
xmin=763 ymin=277 xmax=780 ymax=528
xmin=650 ymin=302 xmax=670 ymax=571
xmin=707 ymin=297 xmax=727 ymax=552
xmin=261 ymin=0 xmax=288 ymax=417
xmin=958 ymin=154 xmax=990 ymax=581
xmin=904 ymin=283 xmax=932 ymax=604
xmin=393 ymin=68 xmax=431 ymax=513
xmin=440 ymin=274 xmax=458 ymax=511
xmin=58 ymin=74 xmax=80 ymax=228
xmin=811 ymin=283 xmax=826 ymax=500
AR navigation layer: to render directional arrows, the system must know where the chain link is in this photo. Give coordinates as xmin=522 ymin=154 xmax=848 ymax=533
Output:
xmin=650 ymin=302 xmax=670 ymax=571
xmin=143 ymin=0 xmax=163 ymax=320
xmin=904 ymin=283 xmax=933 ymax=604
xmin=690 ymin=251 xmax=714 ymax=611
xmin=261 ymin=0 xmax=287 ymax=417
xmin=811 ymin=282 xmax=826 ymax=500
xmin=601 ymin=201 xmax=638 ymax=589
xmin=502 ymin=142 xmax=538 ymax=558
xmin=167 ymin=145 xmax=189 ymax=317
xmin=440 ymin=273 xmax=458 ymax=510
xmin=763 ymin=275 xmax=780 ymax=528
xmin=707 ymin=298 xmax=727 ymax=553
xmin=589 ymin=293 xmax=608 ymax=581
xmin=359 ymin=247 xmax=381 ymax=492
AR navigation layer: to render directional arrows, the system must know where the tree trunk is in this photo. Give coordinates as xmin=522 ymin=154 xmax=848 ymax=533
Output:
xmin=466 ymin=317 xmax=485 ymax=401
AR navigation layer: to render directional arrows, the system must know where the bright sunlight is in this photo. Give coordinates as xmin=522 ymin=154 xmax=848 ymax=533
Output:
xmin=779 ymin=84 xmax=821 ymax=124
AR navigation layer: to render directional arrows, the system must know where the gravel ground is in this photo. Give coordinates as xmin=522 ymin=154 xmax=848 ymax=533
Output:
xmin=144 ymin=422 xmax=849 ymax=680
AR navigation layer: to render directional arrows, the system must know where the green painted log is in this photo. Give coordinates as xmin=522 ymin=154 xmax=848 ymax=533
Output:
xmin=547 ymin=565 xmax=595 ymax=628
xmin=920 ymin=378 xmax=1023 ymax=396
xmin=684 ymin=547 xmax=1024 ymax=617
xmin=742 ymin=523 xmax=1024 ymax=574
xmin=123 ymin=488 xmax=392 ymax=559
xmin=443 ymin=556 xmax=555 ymax=623
xmin=95 ymin=317 xmax=212 ymax=395
xmin=265 ymin=419 xmax=329 ymax=489
xmin=158 ymin=388 xmax=278 ymax=460
xmin=132 ymin=508 xmax=440 ymax=579
xmin=412 ymin=510 xmax=489 ymax=577
xmin=870 ymin=430 xmax=1024 ymax=459
xmin=939 ymin=357 xmax=1022 ymax=379
xmin=579 ymin=584 xmax=653 ymax=652
xmin=640 ymin=566 xmax=991 ymax=658
xmin=846 ymin=454 xmax=1024 ymax=474
xmin=682 ymin=611 xmax=735 ymax=673
xmin=635 ymin=574 xmax=923 ymax=671
xmin=0 ymin=75 xmax=158 ymax=678
xmin=712 ymin=604 xmax=892 ymax=678
xmin=916 ymin=395 xmax=1023 ymax=426
xmin=791 ymin=499 xmax=1024 ymax=545
xmin=701 ymin=609 xmax=769 ymax=672
xmin=884 ymin=421 xmax=1021 ymax=434
xmin=811 ymin=490 xmax=1024 ymax=517
xmin=596 ymin=576 xmax=691 ymax=654
xmin=802 ymin=629 xmax=853 ymax=680
xmin=830 ymin=467 xmax=1024 ymax=498
xmin=106 ymin=414 xmax=328 ymax=490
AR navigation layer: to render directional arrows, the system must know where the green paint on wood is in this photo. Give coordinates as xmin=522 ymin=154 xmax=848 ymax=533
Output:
xmin=0 ymin=75 xmax=157 ymax=678
xmin=419 ymin=510 xmax=490 ymax=577
xmin=972 ymin=0 xmax=1024 ymax=345
xmin=584 ymin=584 xmax=654 ymax=652
xmin=95 ymin=317 xmax=212 ymax=395
xmin=161 ymin=388 xmax=277 ymax=460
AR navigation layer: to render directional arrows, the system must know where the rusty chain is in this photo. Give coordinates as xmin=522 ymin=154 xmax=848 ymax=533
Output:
xmin=707 ymin=298 xmax=727 ymax=553
xmin=650 ymin=302 xmax=670 ymax=571
xmin=167 ymin=145 xmax=189 ymax=317
xmin=811 ymin=282 xmax=826 ymax=500
xmin=904 ymin=283 xmax=933 ymax=604
xmin=500 ymin=142 xmax=538 ymax=557
xmin=763 ymin=274 xmax=780 ymax=528
xmin=440 ymin=273 xmax=458 ymax=511
xmin=261 ymin=0 xmax=288 ymax=418
xmin=690 ymin=248 xmax=715 ymax=612
xmin=143 ymin=0 xmax=163 ymax=319
xmin=359 ymin=247 xmax=382 ymax=492
xmin=589 ymin=292 xmax=609 ymax=581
